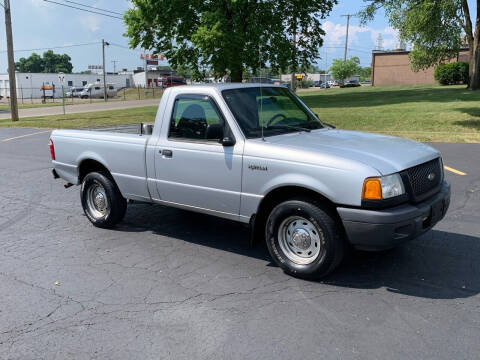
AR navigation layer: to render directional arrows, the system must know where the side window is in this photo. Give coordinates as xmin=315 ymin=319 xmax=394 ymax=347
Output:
xmin=67 ymin=80 xmax=73 ymax=86
xmin=168 ymin=97 xmax=226 ymax=141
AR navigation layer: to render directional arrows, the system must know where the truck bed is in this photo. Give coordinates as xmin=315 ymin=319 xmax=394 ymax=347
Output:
xmin=51 ymin=125 xmax=153 ymax=202
xmin=83 ymin=123 xmax=154 ymax=135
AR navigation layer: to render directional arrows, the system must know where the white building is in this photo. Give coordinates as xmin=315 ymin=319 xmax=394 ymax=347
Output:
xmin=0 ymin=72 xmax=134 ymax=99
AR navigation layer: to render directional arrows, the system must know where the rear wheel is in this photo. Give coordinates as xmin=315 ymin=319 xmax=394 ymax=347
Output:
xmin=80 ymin=171 xmax=127 ymax=228
xmin=265 ymin=197 xmax=344 ymax=279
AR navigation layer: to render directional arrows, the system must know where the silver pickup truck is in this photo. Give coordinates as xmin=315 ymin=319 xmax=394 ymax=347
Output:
xmin=50 ymin=84 xmax=450 ymax=279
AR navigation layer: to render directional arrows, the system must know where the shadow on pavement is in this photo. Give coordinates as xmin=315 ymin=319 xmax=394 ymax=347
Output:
xmin=115 ymin=204 xmax=479 ymax=300
xmin=325 ymin=230 xmax=480 ymax=300
xmin=114 ymin=202 xmax=272 ymax=262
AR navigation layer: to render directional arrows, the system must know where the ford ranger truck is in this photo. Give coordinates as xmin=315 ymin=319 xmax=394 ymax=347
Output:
xmin=50 ymin=84 xmax=450 ymax=279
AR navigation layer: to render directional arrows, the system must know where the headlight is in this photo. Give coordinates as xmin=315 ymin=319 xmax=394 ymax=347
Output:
xmin=362 ymin=173 xmax=405 ymax=200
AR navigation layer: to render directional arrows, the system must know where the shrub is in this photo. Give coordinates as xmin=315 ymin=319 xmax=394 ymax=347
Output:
xmin=434 ymin=62 xmax=469 ymax=85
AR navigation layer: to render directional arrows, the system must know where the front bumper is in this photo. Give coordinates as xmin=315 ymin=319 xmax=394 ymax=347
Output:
xmin=337 ymin=182 xmax=451 ymax=251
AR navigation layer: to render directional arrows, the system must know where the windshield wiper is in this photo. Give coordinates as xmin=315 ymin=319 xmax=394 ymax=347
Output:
xmin=267 ymin=124 xmax=311 ymax=133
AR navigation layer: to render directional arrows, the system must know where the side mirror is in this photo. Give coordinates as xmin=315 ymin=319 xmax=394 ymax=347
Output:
xmin=221 ymin=136 xmax=236 ymax=147
xmin=206 ymin=123 xmax=224 ymax=140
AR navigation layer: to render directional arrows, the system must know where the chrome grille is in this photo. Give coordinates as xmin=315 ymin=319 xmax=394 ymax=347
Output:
xmin=406 ymin=158 xmax=442 ymax=198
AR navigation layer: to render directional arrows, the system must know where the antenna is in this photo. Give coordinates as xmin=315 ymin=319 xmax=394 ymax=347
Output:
xmin=376 ymin=34 xmax=384 ymax=51
xmin=259 ymin=37 xmax=265 ymax=141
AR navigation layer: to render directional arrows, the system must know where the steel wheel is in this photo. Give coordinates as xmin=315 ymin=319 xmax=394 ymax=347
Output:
xmin=86 ymin=181 xmax=110 ymax=219
xmin=278 ymin=216 xmax=322 ymax=265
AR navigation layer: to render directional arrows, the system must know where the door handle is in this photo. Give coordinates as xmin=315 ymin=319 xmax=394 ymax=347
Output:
xmin=161 ymin=149 xmax=173 ymax=158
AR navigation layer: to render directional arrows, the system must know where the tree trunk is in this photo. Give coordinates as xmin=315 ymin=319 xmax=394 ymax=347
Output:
xmin=230 ymin=66 xmax=243 ymax=83
xmin=470 ymin=41 xmax=480 ymax=90
xmin=468 ymin=0 xmax=480 ymax=90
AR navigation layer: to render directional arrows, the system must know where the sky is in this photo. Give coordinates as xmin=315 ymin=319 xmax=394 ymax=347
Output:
xmin=1 ymin=0 xmax=477 ymax=74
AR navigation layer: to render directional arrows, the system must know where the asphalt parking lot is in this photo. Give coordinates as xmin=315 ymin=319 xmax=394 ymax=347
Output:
xmin=1 ymin=128 xmax=479 ymax=359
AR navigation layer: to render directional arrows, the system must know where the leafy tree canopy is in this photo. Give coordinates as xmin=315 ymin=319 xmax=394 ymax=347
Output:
xmin=124 ymin=0 xmax=336 ymax=82
xmin=15 ymin=50 xmax=73 ymax=73
xmin=329 ymin=57 xmax=361 ymax=83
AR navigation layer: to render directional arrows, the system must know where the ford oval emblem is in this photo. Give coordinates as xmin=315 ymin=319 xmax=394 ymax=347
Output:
xmin=427 ymin=172 xmax=436 ymax=181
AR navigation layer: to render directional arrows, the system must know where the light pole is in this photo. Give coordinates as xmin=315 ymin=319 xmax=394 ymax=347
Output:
xmin=102 ymin=39 xmax=109 ymax=101
xmin=26 ymin=74 xmax=33 ymax=102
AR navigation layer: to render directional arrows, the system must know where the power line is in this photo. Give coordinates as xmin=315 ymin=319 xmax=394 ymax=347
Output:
xmin=0 ymin=41 xmax=101 ymax=53
xmin=42 ymin=0 xmax=123 ymax=19
xmin=348 ymin=48 xmax=372 ymax=54
xmin=62 ymin=0 xmax=123 ymax=16
xmin=109 ymin=42 xmax=141 ymax=52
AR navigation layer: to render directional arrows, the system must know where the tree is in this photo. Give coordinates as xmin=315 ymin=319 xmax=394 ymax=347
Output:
xmin=360 ymin=0 xmax=480 ymax=90
xmin=15 ymin=53 xmax=43 ymax=72
xmin=359 ymin=66 xmax=371 ymax=81
xmin=124 ymin=0 xmax=336 ymax=82
xmin=15 ymin=51 xmax=73 ymax=73
xmin=329 ymin=57 xmax=361 ymax=83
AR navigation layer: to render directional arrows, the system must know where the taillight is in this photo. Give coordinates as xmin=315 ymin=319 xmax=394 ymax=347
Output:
xmin=49 ymin=138 xmax=56 ymax=160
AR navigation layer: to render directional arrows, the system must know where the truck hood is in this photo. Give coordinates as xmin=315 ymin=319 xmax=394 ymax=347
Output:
xmin=266 ymin=129 xmax=440 ymax=175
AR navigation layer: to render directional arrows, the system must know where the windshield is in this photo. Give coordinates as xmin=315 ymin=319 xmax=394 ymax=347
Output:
xmin=222 ymin=87 xmax=323 ymax=138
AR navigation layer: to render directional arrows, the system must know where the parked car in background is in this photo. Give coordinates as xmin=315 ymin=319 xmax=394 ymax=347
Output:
xmin=341 ymin=80 xmax=361 ymax=88
xmin=360 ymin=80 xmax=371 ymax=85
xmin=331 ymin=80 xmax=340 ymax=87
xmin=248 ymin=77 xmax=274 ymax=84
xmin=313 ymin=80 xmax=322 ymax=87
xmin=160 ymin=76 xmax=187 ymax=89
xmin=320 ymin=82 xmax=330 ymax=89
xmin=79 ymin=83 xmax=117 ymax=99
xmin=66 ymin=87 xmax=84 ymax=98
xmin=50 ymin=84 xmax=450 ymax=280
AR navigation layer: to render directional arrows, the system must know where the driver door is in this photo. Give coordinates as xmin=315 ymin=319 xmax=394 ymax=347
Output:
xmin=154 ymin=94 xmax=243 ymax=219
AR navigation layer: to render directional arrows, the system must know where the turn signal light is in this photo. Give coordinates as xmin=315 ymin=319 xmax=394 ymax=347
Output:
xmin=362 ymin=178 xmax=382 ymax=200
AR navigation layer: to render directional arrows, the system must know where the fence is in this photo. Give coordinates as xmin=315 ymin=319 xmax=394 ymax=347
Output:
xmin=0 ymin=85 xmax=164 ymax=106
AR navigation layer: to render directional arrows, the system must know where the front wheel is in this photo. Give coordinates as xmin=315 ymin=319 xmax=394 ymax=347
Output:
xmin=80 ymin=171 xmax=127 ymax=228
xmin=265 ymin=197 xmax=344 ymax=279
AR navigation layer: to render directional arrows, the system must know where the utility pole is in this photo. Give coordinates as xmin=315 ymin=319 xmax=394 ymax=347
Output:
xmin=342 ymin=14 xmax=354 ymax=61
xmin=4 ymin=0 xmax=18 ymax=121
xmin=102 ymin=39 xmax=109 ymax=101
xmin=111 ymin=60 xmax=118 ymax=74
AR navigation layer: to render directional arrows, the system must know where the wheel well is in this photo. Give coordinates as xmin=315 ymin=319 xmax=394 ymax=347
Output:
xmin=78 ymin=159 xmax=111 ymax=183
xmin=252 ymin=186 xmax=338 ymax=244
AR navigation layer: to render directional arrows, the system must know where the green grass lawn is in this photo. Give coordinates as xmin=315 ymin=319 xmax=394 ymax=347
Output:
xmin=1 ymin=84 xmax=479 ymax=142
xmin=301 ymin=84 xmax=480 ymax=142
xmin=0 ymin=106 xmax=158 ymax=129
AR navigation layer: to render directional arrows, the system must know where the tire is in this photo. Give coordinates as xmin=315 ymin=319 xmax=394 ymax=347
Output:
xmin=265 ymin=197 xmax=344 ymax=279
xmin=80 ymin=171 xmax=127 ymax=228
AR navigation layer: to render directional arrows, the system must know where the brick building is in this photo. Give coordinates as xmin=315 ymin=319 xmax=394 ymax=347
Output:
xmin=371 ymin=49 xmax=470 ymax=86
